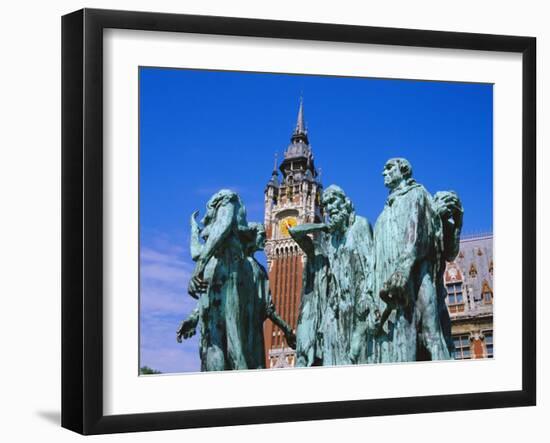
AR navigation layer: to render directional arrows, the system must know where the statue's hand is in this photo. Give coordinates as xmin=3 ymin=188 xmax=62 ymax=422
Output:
xmin=176 ymin=318 xmax=197 ymax=343
xmin=380 ymin=270 xmax=408 ymax=308
xmin=289 ymin=223 xmax=328 ymax=236
xmin=370 ymin=309 xmax=383 ymax=336
xmin=190 ymin=210 xmax=200 ymax=225
xmin=434 ymin=191 xmax=463 ymax=226
xmin=188 ymin=272 xmax=207 ymax=299
xmin=364 ymin=308 xmax=378 ymax=332
xmin=190 ymin=210 xmax=202 ymax=234
xmin=284 ymin=330 xmax=296 ymax=350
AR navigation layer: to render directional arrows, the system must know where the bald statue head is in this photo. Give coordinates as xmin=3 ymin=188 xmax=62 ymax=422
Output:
xmin=382 ymin=158 xmax=413 ymax=191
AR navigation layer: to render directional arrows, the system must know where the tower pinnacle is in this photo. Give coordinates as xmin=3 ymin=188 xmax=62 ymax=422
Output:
xmin=291 ymin=98 xmax=309 ymax=145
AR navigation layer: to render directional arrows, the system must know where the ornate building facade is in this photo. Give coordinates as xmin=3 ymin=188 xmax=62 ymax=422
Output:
xmin=445 ymin=233 xmax=494 ymax=359
xmin=263 ymin=101 xmax=324 ymax=368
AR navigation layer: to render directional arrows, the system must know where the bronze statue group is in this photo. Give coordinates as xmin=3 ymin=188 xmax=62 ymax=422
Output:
xmin=177 ymin=158 xmax=463 ymax=371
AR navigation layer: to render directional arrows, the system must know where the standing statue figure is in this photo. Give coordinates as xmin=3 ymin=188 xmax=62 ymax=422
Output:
xmin=240 ymin=222 xmax=296 ymax=368
xmin=290 ymin=185 xmax=374 ymax=367
xmin=177 ymin=189 xmax=250 ymax=371
xmin=372 ymin=158 xmax=462 ymax=363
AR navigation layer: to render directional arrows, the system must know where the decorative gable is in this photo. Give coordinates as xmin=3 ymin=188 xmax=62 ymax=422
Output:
xmin=445 ymin=263 xmax=463 ymax=283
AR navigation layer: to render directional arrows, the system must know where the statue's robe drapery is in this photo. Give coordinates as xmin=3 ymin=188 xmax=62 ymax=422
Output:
xmin=188 ymin=236 xmax=276 ymax=371
xmin=195 ymin=203 xmax=250 ymax=371
xmin=373 ymin=180 xmax=451 ymax=363
xmin=239 ymin=256 xmax=271 ymax=369
xmin=323 ymin=216 xmax=374 ymax=366
xmin=293 ymin=216 xmax=374 ymax=367
xmin=294 ymin=231 xmax=329 ymax=367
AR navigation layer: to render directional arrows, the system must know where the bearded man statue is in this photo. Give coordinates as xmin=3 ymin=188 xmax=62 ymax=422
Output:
xmin=290 ymin=185 xmax=374 ymax=367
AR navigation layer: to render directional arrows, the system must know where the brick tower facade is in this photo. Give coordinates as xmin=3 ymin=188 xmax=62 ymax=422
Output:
xmin=263 ymin=100 xmax=324 ymax=368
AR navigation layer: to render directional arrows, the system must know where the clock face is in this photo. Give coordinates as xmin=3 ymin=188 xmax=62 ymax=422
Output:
xmin=279 ymin=217 xmax=298 ymax=237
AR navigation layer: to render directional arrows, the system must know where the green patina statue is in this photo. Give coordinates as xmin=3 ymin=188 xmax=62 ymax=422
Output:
xmin=178 ymin=189 xmax=250 ymax=371
xmin=372 ymin=158 xmax=463 ymax=363
xmin=177 ymin=191 xmax=293 ymax=371
xmin=177 ymin=157 xmax=463 ymax=370
xmin=290 ymin=185 xmax=374 ymax=367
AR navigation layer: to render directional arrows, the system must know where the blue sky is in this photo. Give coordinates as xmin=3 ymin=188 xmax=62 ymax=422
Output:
xmin=139 ymin=67 xmax=493 ymax=374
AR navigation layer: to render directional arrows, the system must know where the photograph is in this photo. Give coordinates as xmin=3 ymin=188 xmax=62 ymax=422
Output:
xmin=138 ymin=67 xmax=494 ymax=374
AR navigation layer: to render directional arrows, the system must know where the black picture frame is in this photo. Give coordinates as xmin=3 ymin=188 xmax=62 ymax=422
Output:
xmin=61 ymin=8 xmax=536 ymax=435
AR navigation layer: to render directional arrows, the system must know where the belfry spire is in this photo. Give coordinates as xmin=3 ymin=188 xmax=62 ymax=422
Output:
xmin=295 ymin=97 xmax=305 ymax=133
xmin=291 ymin=97 xmax=309 ymax=144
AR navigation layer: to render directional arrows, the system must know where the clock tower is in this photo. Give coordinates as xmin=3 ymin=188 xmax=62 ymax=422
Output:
xmin=263 ymin=100 xmax=324 ymax=368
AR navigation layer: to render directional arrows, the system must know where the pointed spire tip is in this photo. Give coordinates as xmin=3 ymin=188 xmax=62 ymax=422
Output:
xmin=295 ymin=96 xmax=306 ymax=135
xmin=272 ymin=152 xmax=279 ymax=174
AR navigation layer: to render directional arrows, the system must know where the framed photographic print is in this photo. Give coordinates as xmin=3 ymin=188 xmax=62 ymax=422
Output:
xmin=61 ymin=8 xmax=536 ymax=435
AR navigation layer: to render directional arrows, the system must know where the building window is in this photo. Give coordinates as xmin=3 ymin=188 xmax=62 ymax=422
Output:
xmin=446 ymin=282 xmax=465 ymax=313
xmin=469 ymin=263 xmax=478 ymax=278
xmin=484 ymin=331 xmax=494 ymax=358
xmin=453 ymin=334 xmax=471 ymax=359
xmin=481 ymin=280 xmax=493 ymax=304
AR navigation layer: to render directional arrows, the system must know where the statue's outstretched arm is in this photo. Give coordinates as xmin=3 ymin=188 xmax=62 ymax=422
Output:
xmin=266 ymin=298 xmax=296 ymax=349
xmin=189 ymin=210 xmax=202 ymax=262
xmin=288 ymin=223 xmax=327 ymax=258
